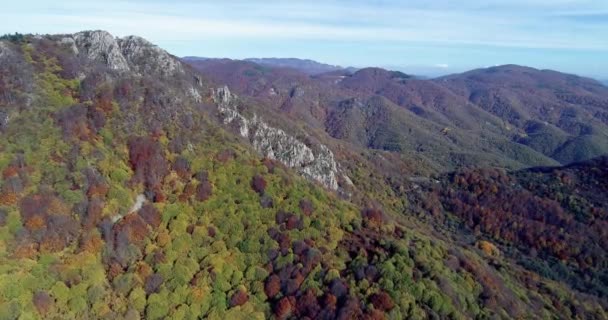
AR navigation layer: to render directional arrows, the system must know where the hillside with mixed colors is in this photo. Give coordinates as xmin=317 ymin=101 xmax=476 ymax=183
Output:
xmin=0 ymin=31 xmax=606 ymax=320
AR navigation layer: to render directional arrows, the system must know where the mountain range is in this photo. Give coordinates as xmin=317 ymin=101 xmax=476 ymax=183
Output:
xmin=0 ymin=31 xmax=607 ymax=319
xmin=183 ymin=57 xmax=608 ymax=172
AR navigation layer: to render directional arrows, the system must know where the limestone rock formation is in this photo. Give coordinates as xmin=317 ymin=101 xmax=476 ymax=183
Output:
xmin=73 ymin=30 xmax=130 ymax=71
xmin=70 ymin=31 xmax=183 ymax=77
xmin=0 ymin=111 xmax=8 ymax=129
xmin=118 ymin=35 xmax=184 ymax=77
xmin=213 ymin=86 xmax=340 ymax=190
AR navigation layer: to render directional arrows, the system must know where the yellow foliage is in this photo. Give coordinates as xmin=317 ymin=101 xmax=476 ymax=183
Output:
xmin=156 ymin=229 xmax=171 ymax=247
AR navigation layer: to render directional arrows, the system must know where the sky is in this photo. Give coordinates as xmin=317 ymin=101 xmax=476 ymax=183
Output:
xmin=2 ymin=0 xmax=608 ymax=78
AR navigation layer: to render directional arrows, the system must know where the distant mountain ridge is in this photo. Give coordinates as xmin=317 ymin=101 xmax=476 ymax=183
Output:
xmin=244 ymin=57 xmax=347 ymax=75
xmin=186 ymin=57 xmax=608 ymax=172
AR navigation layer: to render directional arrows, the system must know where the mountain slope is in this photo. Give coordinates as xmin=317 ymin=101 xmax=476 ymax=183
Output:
xmin=188 ymin=60 xmax=565 ymax=171
xmin=0 ymin=31 xmax=607 ymax=320
xmin=436 ymin=65 xmax=608 ymax=163
xmin=412 ymin=156 xmax=608 ymax=300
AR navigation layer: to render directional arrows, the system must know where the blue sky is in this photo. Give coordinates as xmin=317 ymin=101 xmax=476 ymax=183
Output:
xmin=2 ymin=0 xmax=608 ymax=78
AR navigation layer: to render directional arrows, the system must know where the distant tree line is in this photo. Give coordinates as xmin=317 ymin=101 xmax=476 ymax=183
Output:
xmin=0 ymin=32 xmax=26 ymax=43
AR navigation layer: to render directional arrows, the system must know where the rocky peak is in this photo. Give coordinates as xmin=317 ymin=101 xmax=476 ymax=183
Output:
xmin=212 ymin=86 xmax=234 ymax=106
xmin=69 ymin=30 xmax=183 ymax=77
xmin=73 ymin=30 xmax=130 ymax=71
xmin=118 ymin=35 xmax=184 ymax=77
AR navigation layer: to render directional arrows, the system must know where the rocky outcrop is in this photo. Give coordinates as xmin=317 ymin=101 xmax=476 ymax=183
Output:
xmin=0 ymin=111 xmax=9 ymax=129
xmin=73 ymin=31 xmax=130 ymax=71
xmin=70 ymin=31 xmax=183 ymax=77
xmin=0 ymin=41 xmax=17 ymax=61
xmin=118 ymin=36 xmax=184 ymax=77
xmin=0 ymin=42 xmax=7 ymax=59
xmin=59 ymin=37 xmax=79 ymax=55
xmin=213 ymin=86 xmax=340 ymax=190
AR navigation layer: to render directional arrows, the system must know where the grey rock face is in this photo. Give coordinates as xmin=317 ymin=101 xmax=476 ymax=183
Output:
xmin=73 ymin=31 xmax=130 ymax=71
xmin=0 ymin=42 xmax=17 ymax=61
xmin=189 ymin=87 xmax=202 ymax=103
xmin=0 ymin=111 xmax=9 ymax=129
xmin=70 ymin=31 xmax=183 ymax=77
xmin=118 ymin=36 xmax=183 ymax=77
xmin=213 ymin=86 xmax=340 ymax=190
xmin=0 ymin=42 xmax=6 ymax=59
xmin=59 ymin=37 xmax=79 ymax=55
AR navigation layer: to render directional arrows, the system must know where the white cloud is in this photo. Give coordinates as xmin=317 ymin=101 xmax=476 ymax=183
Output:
xmin=435 ymin=64 xmax=450 ymax=68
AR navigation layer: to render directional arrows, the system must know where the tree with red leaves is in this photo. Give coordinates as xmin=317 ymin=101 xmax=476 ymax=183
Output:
xmin=229 ymin=289 xmax=249 ymax=307
xmin=251 ymin=174 xmax=267 ymax=194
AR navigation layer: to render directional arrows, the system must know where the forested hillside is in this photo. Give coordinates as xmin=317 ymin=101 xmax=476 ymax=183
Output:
xmin=0 ymin=31 xmax=606 ymax=320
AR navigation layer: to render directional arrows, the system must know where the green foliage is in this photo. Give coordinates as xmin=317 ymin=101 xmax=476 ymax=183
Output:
xmin=146 ymin=292 xmax=170 ymax=320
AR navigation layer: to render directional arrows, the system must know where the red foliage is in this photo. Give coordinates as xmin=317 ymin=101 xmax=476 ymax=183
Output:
xmin=251 ymin=174 xmax=267 ymax=194
xmin=299 ymin=199 xmax=314 ymax=216
xmin=83 ymin=197 xmax=104 ymax=230
xmin=172 ymin=157 xmax=190 ymax=179
xmin=113 ymin=214 xmax=149 ymax=245
xmin=441 ymin=168 xmax=608 ymax=270
xmin=274 ymin=296 xmax=296 ymax=320
xmin=95 ymin=86 xmax=114 ymax=114
xmin=265 ymin=274 xmax=281 ymax=298
xmin=322 ymin=293 xmax=338 ymax=308
xmin=196 ymin=180 xmax=213 ymax=202
xmin=337 ymin=296 xmax=364 ymax=320
xmin=261 ymin=157 xmax=277 ymax=173
xmin=285 ymin=215 xmax=301 ymax=231
xmin=369 ymin=292 xmax=394 ymax=311
xmin=365 ymin=309 xmax=386 ymax=320
xmin=138 ymin=203 xmax=161 ymax=228
xmin=296 ymin=288 xmax=321 ymax=319
xmin=179 ymin=182 xmax=196 ymax=202
xmin=19 ymin=194 xmax=79 ymax=252
xmin=229 ymin=289 xmax=249 ymax=307
xmin=2 ymin=166 xmax=19 ymax=179
xmin=362 ymin=208 xmax=384 ymax=226
xmin=128 ymin=136 xmax=169 ymax=198
xmin=216 ymin=149 xmax=236 ymax=163
xmin=55 ymin=104 xmax=105 ymax=141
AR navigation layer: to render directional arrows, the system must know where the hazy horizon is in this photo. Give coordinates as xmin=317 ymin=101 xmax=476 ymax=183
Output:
xmin=2 ymin=0 xmax=608 ymax=79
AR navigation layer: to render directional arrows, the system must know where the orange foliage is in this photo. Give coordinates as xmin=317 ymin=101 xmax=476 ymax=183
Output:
xmin=39 ymin=234 xmax=67 ymax=253
xmin=0 ymin=192 xmax=18 ymax=205
xmin=477 ymin=240 xmax=500 ymax=257
xmin=79 ymin=232 xmax=104 ymax=253
xmin=25 ymin=215 xmax=45 ymax=230
xmin=114 ymin=214 xmax=149 ymax=245
xmin=136 ymin=262 xmax=153 ymax=280
xmin=87 ymin=183 xmax=109 ymax=198
xmin=13 ymin=243 xmax=38 ymax=259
